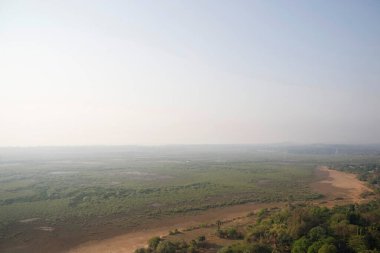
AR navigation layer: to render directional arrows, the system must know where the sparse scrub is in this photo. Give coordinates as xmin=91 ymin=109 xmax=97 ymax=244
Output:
xmin=1 ymin=146 xmax=380 ymax=252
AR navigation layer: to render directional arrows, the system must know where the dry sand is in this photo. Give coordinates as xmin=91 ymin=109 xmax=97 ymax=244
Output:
xmin=311 ymin=166 xmax=373 ymax=205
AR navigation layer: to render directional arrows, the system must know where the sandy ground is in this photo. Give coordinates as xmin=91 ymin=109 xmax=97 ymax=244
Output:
xmin=68 ymin=166 xmax=373 ymax=253
xmin=311 ymin=166 xmax=373 ymax=205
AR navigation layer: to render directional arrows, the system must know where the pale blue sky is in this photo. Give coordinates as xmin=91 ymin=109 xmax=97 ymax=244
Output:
xmin=1 ymin=1 xmax=379 ymax=145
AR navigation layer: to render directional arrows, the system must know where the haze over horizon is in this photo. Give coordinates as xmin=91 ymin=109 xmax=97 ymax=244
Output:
xmin=1 ymin=1 xmax=380 ymax=146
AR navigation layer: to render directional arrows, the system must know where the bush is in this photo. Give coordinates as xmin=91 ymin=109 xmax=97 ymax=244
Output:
xmin=318 ymin=244 xmax=337 ymax=253
xmin=307 ymin=241 xmax=325 ymax=253
xmin=217 ymin=228 xmax=243 ymax=239
xmin=308 ymin=226 xmax=326 ymax=242
xmin=197 ymin=235 xmax=206 ymax=242
xmin=187 ymin=246 xmax=197 ymax=253
xmin=348 ymin=235 xmax=369 ymax=252
xmin=249 ymin=243 xmax=272 ymax=253
xmin=135 ymin=248 xmax=148 ymax=253
xmin=292 ymin=236 xmax=311 ymax=253
xmin=218 ymin=242 xmax=271 ymax=253
xmin=156 ymin=241 xmax=176 ymax=253
xmin=148 ymin=236 xmax=161 ymax=250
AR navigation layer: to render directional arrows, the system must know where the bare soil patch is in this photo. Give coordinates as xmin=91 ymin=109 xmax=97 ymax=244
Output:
xmin=311 ymin=166 xmax=373 ymax=206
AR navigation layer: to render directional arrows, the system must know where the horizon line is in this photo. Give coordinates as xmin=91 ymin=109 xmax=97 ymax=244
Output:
xmin=1 ymin=142 xmax=380 ymax=148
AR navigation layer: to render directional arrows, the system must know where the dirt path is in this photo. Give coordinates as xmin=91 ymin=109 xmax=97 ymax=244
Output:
xmin=68 ymin=167 xmax=373 ymax=253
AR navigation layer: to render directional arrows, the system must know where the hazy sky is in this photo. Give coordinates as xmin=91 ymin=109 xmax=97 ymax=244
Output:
xmin=1 ymin=1 xmax=380 ymax=146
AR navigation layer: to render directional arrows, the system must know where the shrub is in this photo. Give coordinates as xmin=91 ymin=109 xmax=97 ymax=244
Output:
xmin=218 ymin=242 xmax=271 ymax=253
xmin=197 ymin=235 xmax=206 ymax=242
xmin=148 ymin=236 xmax=161 ymax=250
xmin=292 ymin=236 xmax=311 ymax=253
xmin=318 ymin=244 xmax=337 ymax=253
xmin=308 ymin=226 xmax=326 ymax=242
xmin=217 ymin=228 xmax=243 ymax=239
xmin=156 ymin=241 xmax=176 ymax=253
xmin=348 ymin=235 xmax=369 ymax=252
xmin=135 ymin=248 xmax=148 ymax=253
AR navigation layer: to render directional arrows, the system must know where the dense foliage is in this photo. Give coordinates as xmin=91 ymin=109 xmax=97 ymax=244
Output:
xmin=238 ymin=202 xmax=380 ymax=253
xmin=137 ymin=202 xmax=380 ymax=253
xmin=136 ymin=236 xmax=208 ymax=253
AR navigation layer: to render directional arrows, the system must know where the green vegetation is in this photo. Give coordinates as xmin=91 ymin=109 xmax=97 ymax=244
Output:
xmin=0 ymin=146 xmax=323 ymax=236
xmin=137 ymin=236 xmax=209 ymax=253
xmin=131 ymin=144 xmax=380 ymax=253
xmin=216 ymin=228 xmax=243 ymax=239
xmin=245 ymin=201 xmax=380 ymax=253
xmin=137 ymin=201 xmax=380 ymax=253
xmin=1 ymin=144 xmax=380 ymax=252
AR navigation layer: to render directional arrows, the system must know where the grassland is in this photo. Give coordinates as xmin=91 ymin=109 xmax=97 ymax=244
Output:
xmin=0 ymin=145 xmax=379 ymax=252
